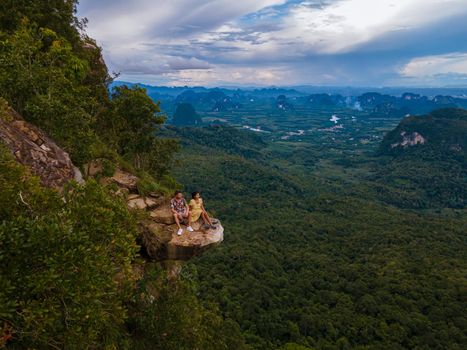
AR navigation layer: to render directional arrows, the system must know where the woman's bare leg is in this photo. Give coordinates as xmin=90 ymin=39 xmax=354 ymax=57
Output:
xmin=202 ymin=212 xmax=213 ymax=225
xmin=200 ymin=212 xmax=208 ymax=224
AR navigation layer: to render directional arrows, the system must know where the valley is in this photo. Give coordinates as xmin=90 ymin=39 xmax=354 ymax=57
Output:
xmin=2 ymin=2 xmax=466 ymax=349
xmin=154 ymin=89 xmax=466 ymax=349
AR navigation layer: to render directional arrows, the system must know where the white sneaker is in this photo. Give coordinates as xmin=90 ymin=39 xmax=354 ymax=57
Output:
xmin=187 ymin=226 xmax=194 ymax=232
xmin=177 ymin=228 xmax=183 ymax=236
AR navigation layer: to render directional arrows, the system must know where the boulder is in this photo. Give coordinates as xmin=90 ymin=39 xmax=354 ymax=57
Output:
xmin=136 ymin=198 xmax=224 ymax=261
xmin=149 ymin=204 xmax=176 ymax=225
xmin=166 ymin=222 xmax=224 ymax=261
xmin=0 ymin=105 xmax=83 ymax=189
xmin=144 ymin=196 xmax=163 ymax=209
xmin=126 ymin=195 xmax=164 ymax=210
xmin=127 ymin=196 xmax=148 ymax=210
xmin=111 ymin=168 xmax=138 ymax=192
xmin=140 ymin=217 xmax=224 ymax=261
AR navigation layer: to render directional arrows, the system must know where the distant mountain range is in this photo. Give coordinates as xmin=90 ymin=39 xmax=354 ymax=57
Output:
xmin=112 ymin=81 xmax=467 ymax=97
xmin=111 ymin=81 xmax=467 ymax=121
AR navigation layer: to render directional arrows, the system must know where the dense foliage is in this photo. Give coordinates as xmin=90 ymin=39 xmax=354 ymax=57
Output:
xmin=0 ymin=2 xmax=245 ymax=349
xmin=0 ymin=0 xmax=82 ymax=42
xmin=167 ymin=125 xmax=467 ymax=350
xmin=0 ymin=145 xmax=138 ymax=348
xmin=127 ymin=264 xmax=246 ymax=350
xmin=375 ymin=108 xmax=466 ymax=208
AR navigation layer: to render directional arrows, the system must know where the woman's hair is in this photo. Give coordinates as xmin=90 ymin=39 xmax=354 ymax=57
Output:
xmin=174 ymin=190 xmax=182 ymax=196
xmin=191 ymin=191 xmax=200 ymax=199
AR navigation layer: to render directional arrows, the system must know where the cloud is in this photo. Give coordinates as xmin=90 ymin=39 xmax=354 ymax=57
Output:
xmin=165 ymin=66 xmax=287 ymax=86
xmin=279 ymin=0 xmax=465 ymax=54
xmin=401 ymin=53 xmax=467 ymax=77
xmin=81 ymin=0 xmax=286 ymax=42
xmin=78 ymin=0 xmax=467 ymax=86
xmin=396 ymin=52 xmax=467 ymax=85
xmin=110 ymin=56 xmax=211 ymax=76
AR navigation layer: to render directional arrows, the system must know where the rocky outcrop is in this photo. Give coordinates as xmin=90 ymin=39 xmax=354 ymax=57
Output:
xmin=111 ymin=169 xmax=139 ymax=192
xmin=166 ymin=221 xmax=224 ymax=261
xmin=391 ymin=131 xmax=426 ymax=149
xmin=83 ymin=164 xmax=224 ymax=261
xmin=0 ymin=102 xmax=223 ymax=262
xmin=0 ymin=103 xmax=83 ymax=189
xmin=132 ymin=197 xmax=224 ymax=261
xmin=83 ymin=161 xmax=224 ymax=261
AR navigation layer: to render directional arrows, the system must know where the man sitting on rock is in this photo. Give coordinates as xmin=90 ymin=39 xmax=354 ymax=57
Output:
xmin=171 ymin=191 xmax=194 ymax=236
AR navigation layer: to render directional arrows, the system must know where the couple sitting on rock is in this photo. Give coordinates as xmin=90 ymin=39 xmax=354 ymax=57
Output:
xmin=170 ymin=191 xmax=216 ymax=236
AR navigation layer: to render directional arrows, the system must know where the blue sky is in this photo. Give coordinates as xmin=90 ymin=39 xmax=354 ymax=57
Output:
xmin=78 ymin=0 xmax=467 ymax=87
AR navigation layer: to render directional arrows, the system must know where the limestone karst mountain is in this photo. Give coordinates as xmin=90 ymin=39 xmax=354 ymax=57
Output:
xmin=379 ymin=108 xmax=466 ymax=156
xmin=374 ymin=108 xmax=466 ymax=208
xmin=172 ymin=102 xmax=203 ymax=126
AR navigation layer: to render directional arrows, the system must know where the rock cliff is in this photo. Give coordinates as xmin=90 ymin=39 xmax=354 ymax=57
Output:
xmin=0 ymin=102 xmax=83 ymax=189
xmin=104 ymin=174 xmax=224 ymax=261
xmin=0 ymin=105 xmax=223 ymax=262
xmin=390 ymin=131 xmax=426 ymax=148
xmin=140 ymin=199 xmax=224 ymax=261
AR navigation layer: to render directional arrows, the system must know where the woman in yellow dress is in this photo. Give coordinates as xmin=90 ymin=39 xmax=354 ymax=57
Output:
xmin=189 ymin=191 xmax=216 ymax=230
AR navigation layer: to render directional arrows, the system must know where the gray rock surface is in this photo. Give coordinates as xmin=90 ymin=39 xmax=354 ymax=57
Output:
xmin=0 ymin=104 xmax=83 ymax=189
xmin=137 ymin=200 xmax=224 ymax=261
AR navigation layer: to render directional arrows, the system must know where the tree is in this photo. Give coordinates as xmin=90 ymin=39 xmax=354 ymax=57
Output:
xmin=0 ymin=0 xmax=82 ymax=43
xmin=127 ymin=264 xmax=247 ymax=350
xmin=105 ymin=85 xmax=179 ymax=176
xmin=108 ymin=86 xmax=164 ymax=155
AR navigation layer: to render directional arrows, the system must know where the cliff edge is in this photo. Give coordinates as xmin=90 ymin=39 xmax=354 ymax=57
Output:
xmin=0 ymin=105 xmax=223 ymax=262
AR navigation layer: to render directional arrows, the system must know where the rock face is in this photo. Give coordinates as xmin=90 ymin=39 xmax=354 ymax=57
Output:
xmin=83 ymin=164 xmax=224 ymax=261
xmin=166 ymin=221 xmax=224 ymax=261
xmin=0 ymin=103 xmax=223 ymax=262
xmin=0 ymin=104 xmax=83 ymax=189
xmin=135 ymin=198 xmax=224 ymax=261
xmin=111 ymin=169 xmax=139 ymax=192
xmin=391 ymin=131 xmax=426 ymax=149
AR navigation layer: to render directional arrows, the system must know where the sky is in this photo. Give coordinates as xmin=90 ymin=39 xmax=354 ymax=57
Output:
xmin=78 ymin=0 xmax=467 ymax=87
